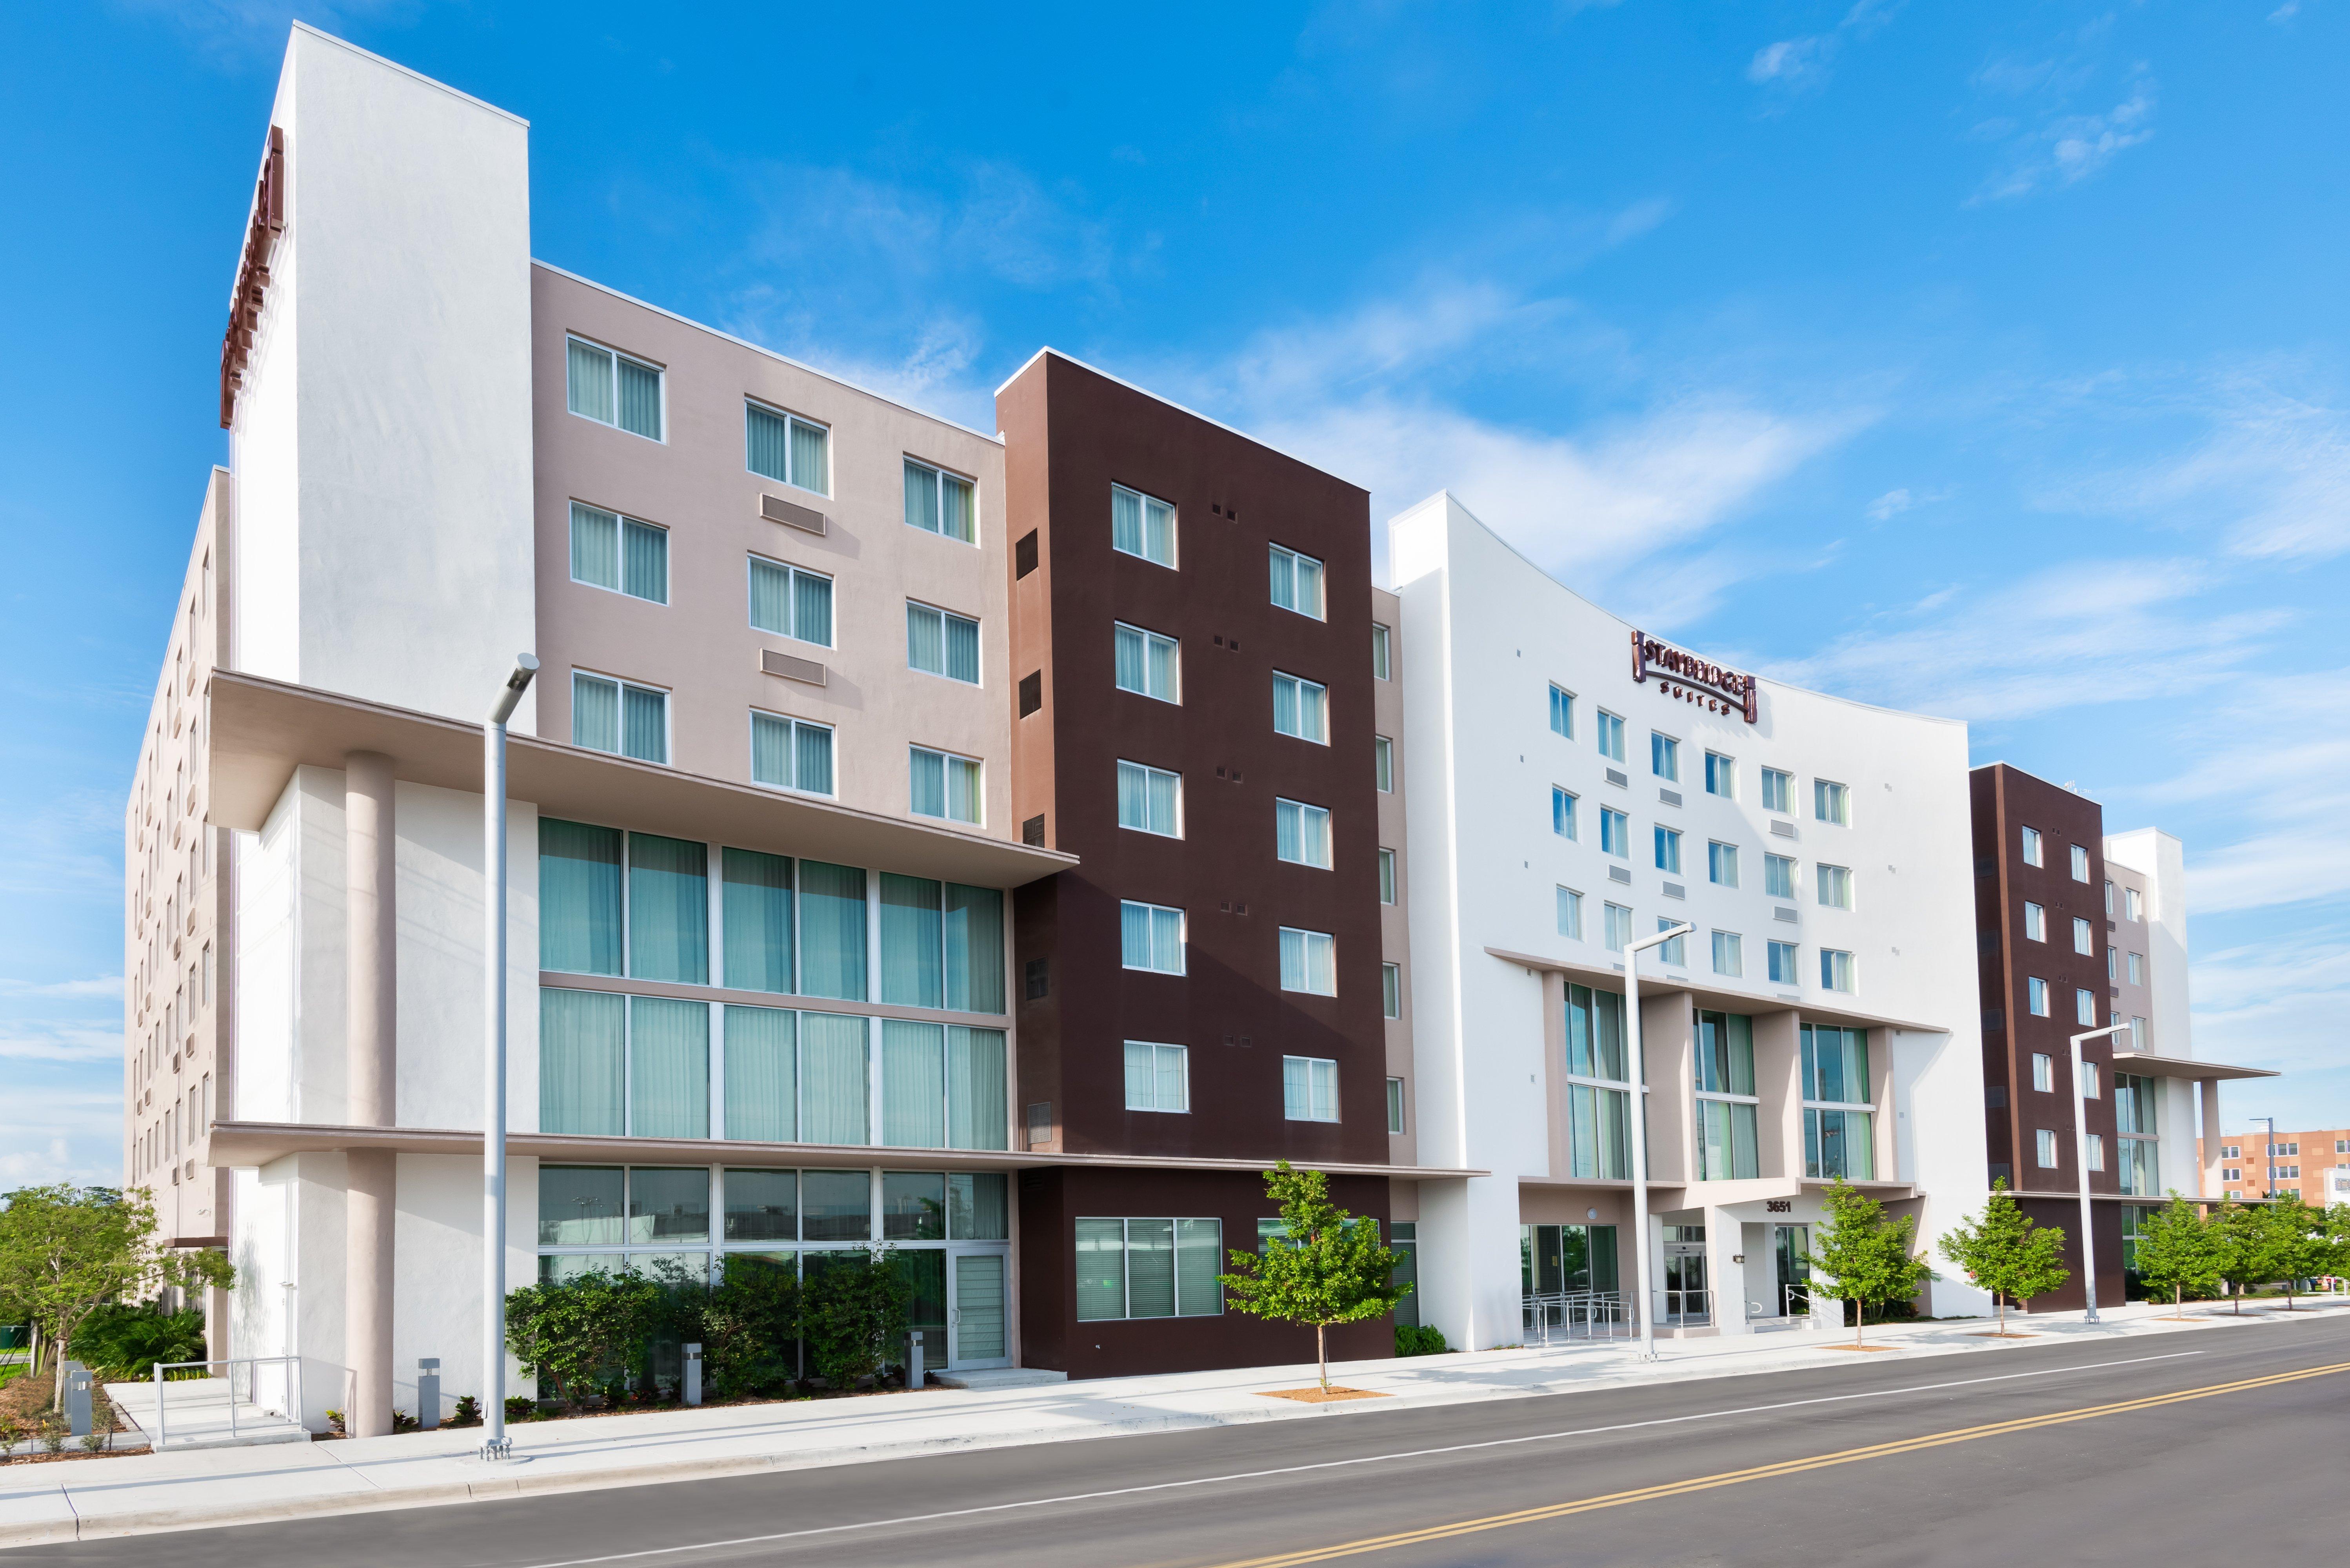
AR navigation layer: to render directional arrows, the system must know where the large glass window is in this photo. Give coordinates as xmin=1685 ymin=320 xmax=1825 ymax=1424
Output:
xmin=1276 ymin=799 xmax=1333 ymax=868
xmin=573 ymin=672 xmax=667 ymax=764
xmin=1114 ymin=622 xmax=1180 ymax=703
xmin=879 ymin=875 xmax=1005 ymax=1013
xmin=909 ymin=747 xmax=983 ymax=825
xmin=630 ymin=997 xmax=710 ymax=1138
xmin=1696 ymin=1011 xmax=1758 ymax=1181
xmin=1283 ymin=1056 xmax=1339 ymax=1121
xmin=1269 ymin=543 xmax=1326 ymax=619
xmin=1124 ymin=1041 xmax=1189 ymax=1113
xmin=1117 ymin=760 xmax=1182 ymax=837
xmin=1111 ymin=484 xmax=1177 ymax=568
xmin=907 ymin=602 xmax=981 ymax=684
xmin=541 ymin=819 xmax=622 ymax=976
xmin=1273 ymin=672 xmax=1330 ymax=743
xmin=1521 ymin=1223 xmax=1620 ymax=1296
xmin=629 ymin=832 xmax=708 ymax=985
xmin=747 ymin=402 xmax=829 ymax=495
xmin=1565 ymin=983 xmax=1627 ymax=1080
xmin=722 ymin=849 xmax=793 ymax=995
xmin=567 ymin=338 xmax=662 ymax=440
xmin=800 ymin=1014 xmax=871 ymax=1145
xmin=570 ymin=503 xmax=667 ymax=603
xmin=903 ymin=459 xmax=976 ymax=543
xmin=723 ymin=1005 xmax=796 ymax=1141
xmin=1801 ymin=1024 xmax=1874 ymax=1180
xmin=1076 ymin=1218 xmax=1222 ymax=1321
xmin=1121 ymin=900 xmax=1186 ymax=974
xmin=1279 ymin=927 xmax=1336 ymax=995
xmin=541 ymin=989 xmax=623 ymax=1134
xmin=750 ymin=713 xmax=835 ymax=797
xmin=749 ymin=557 xmax=834 ymax=647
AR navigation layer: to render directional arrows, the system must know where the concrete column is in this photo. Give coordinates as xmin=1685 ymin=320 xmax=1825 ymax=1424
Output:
xmin=2198 ymin=1080 xmax=2223 ymax=1198
xmin=344 ymin=752 xmax=397 ymax=1439
xmin=1703 ymin=1207 xmax=1750 ymax=1334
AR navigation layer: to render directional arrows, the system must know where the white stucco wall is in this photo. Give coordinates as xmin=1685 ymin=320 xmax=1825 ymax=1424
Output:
xmin=395 ymin=784 xmax=540 ymax=1132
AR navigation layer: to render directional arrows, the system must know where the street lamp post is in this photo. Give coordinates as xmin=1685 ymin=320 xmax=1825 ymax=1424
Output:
xmin=1625 ymin=922 xmax=1694 ymax=1364
xmin=481 ymin=654 xmax=538 ymax=1463
xmin=2068 ymin=1021 xmax=2134 ymax=1325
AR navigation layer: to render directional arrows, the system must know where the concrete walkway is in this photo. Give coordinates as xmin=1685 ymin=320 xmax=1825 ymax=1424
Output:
xmin=3 ymin=1298 xmax=2338 ymax=1550
xmin=103 ymin=1378 xmax=309 ymax=1452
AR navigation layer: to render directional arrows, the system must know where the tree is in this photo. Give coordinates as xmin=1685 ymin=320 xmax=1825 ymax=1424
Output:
xmin=2131 ymin=1194 xmax=2222 ymax=1315
xmin=1219 ymin=1161 xmax=1407 ymax=1392
xmin=1802 ymin=1178 xmax=1936 ymax=1348
xmin=802 ymin=1247 xmax=912 ymax=1390
xmin=1935 ymin=1179 xmax=2068 ymax=1336
xmin=0 ymin=1185 xmax=233 ymax=1410
xmin=2210 ymin=1201 xmax=2288 ymax=1313
xmin=2266 ymin=1193 xmax=2347 ymax=1310
xmin=504 ymin=1267 xmax=667 ymax=1406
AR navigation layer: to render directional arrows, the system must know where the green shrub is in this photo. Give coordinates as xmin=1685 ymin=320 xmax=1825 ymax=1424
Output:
xmin=689 ymin=1255 xmax=802 ymax=1399
xmin=504 ymin=1268 xmax=667 ymax=1406
xmin=1395 ymin=1324 xmax=1449 ymax=1357
xmin=68 ymin=1303 xmax=206 ymax=1379
xmin=802 ymin=1248 xmax=912 ymax=1390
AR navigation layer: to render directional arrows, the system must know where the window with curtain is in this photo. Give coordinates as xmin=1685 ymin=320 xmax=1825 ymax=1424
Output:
xmin=943 ymin=884 xmax=1005 ymax=1014
xmin=1275 ymin=799 xmax=1332 ymax=868
xmin=1110 ymin=483 xmax=1176 ymax=567
xmin=1762 ymin=768 xmax=1794 ymax=813
xmin=1279 ymin=927 xmax=1336 ymax=995
xmin=1556 ymin=886 xmax=1583 ymax=940
xmin=1657 ymin=918 xmax=1687 ymax=967
xmin=1817 ymin=864 xmax=1854 ymax=909
xmin=1118 ymin=900 xmax=1184 ymax=974
xmin=1695 ymin=1011 xmax=1758 ymax=1180
xmin=1374 ymin=735 xmax=1394 ymax=792
xmin=1655 ymin=826 xmax=1683 ymax=875
xmin=2028 ymin=976 xmax=2050 ymax=1015
xmin=629 ymin=996 xmax=709 ymax=1139
xmin=1381 ymin=963 xmax=1401 ymax=1018
xmin=1802 ymin=1025 xmax=1872 ymax=1106
xmin=1548 ymin=684 xmax=1574 ymax=738
xmin=1123 ymin=1040 xmax=1189 ymax=1112
xmin=880 ymin=875 xmax=945 ymax=1009
xmin=1768 ymin=940 xmax=1799 ymax=984
xmin=1372 ymin=623 xmax=1391 ymax=679
xmin=1272 ymin=672 xmax=1330 ymax=744
xmin=1113 ymin=622 xmax=1180 ymax=702
xmin=903 ymin=459 xmax=977 ymax=543
xmin=1600 ymin=808 xmax=1629 ymax=858
xmin=1282 ymin=1056 xmax=1339 ymax=1121
xmin=569 ymin=503 xmax=668 ymax=603
xmin=1386 ymin=1079 xmax=1405 ymax=1134
xmin=1379 ymin=848 xmax=1396 ymax=904
xmin=1652 ymin=733 xmax=1680 ymax=782
xmin=800 ymin=1012 xmax=871 ymax=1145
xmin=566 ymin=338 xmax=662 ymax=440
xmin=723 ymin=1167 xmax=796 ymax=1241
xmin=1595 ymin=710 xmax=1626 ymax=763
xmin=1603 ymin=903 xmax=1632 ymax=952
xmin=906 ymin=602 xmax=981 ymax=683
xmin=1568 ymin=1083 xmax=1631 ymax=1179
xmin=1820 ymin=948 xmax=1856 ymax=992
xmin=2075 ymin=918 xmax=2095 ymax=955
xmin=722 ymin=848 xmax=792 ymax=994
xmin=1117 ymin=760 xmax=1181 ymax=837
xmin=541 ymin=819 xmax=623 ymax=976
xmin=882 ymin=1019 xmax=946 ymax=1147
xmin=748 ymin=557 xmax=833 ymax=646
xmin=751 ymin=712 xmax=835 ymax=797
xmin=1552 ymin=787 xmax=1578 ymax=840
xmin=540 ymin=989 xmax=623 ymax=1135
xmin=909 ymin=747 xmax=983 ymax=824
xmin=949 ymin=1172 xmax=1009 ymax=1238
xmin=1814 ymin=779 xmax=1850 ymax=825
xmin=798 ymin=861 xmax=868 ymax=1002
xmin=573 ymin=673 xmax=668 ymax=764
xmin=1807 ymin=1108 xmax=1876 ymax=1179
xmin=1712 ymin=930 xmax=1743 ymax=977
xmin=2076 ymin=987 xmax=2098 ymax=1026
xmin=1709 ymin=841 xmax=1739 ymax=887
xmin=723 ymin=1005 xmax=795 ymax=1142
xmin=1765 ymin=854 xmax=1796 ymax=898
xmin=1705 ymin=751 xmax=1736 ymax=798
xmin=745 ymin=401 xmax=829 ymax=495
xmin=948 ymin=1026 xmax=1007 ymax=1148
xmin=1268 ymin=543 xmax=1326 ymax=619
xmin=627 ymin=833 xmax=707 ymax=984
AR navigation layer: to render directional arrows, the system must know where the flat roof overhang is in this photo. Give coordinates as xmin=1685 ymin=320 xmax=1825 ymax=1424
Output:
xmin=1515 ymin=1174 xmax=1916 ymax=1202
xmin=205 ymin=1121 xmax=1487 ymax=1182
xmin=207 ymin=671 xmax=1076 ymax=888
xmin=2101 ymin=1049 xmax=2276 ymax=1083
xmin=1484 ymin=946 xmax=1945 ymax=1034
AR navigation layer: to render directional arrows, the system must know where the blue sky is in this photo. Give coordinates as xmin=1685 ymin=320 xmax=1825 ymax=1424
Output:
xmin=4 ymin=2 xmax=2346 ymax=1185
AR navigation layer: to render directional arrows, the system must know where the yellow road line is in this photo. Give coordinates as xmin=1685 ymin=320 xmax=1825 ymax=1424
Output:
xmin=1196 ymin=1359 xmax=2350 ymax=1568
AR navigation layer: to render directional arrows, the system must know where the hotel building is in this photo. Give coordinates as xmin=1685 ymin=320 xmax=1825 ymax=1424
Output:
xmin=2200 ymin=1129 xmax=2350 ymax=1206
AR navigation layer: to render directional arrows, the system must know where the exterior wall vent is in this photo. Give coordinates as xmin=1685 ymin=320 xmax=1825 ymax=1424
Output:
xmin=1605 ymin=768 xmax=1629 ymax=789
xmin=1607 ymin=865 xmax=1632 ymax=885
xmin=1021 ymin=813 xmax=1045 ymax=846
xmin=1658 ymin=789 xmax=1682 ymax=808
xmin=760 ymin=494 xmax=827 ymax=534
xmin=1774 ymin=906 xmax=1798 ymax=923
xmin=1661 ymin=882 xmax=1685 ymax=900
xmin=760 ymin=649 xmax=825 ymax=685
xmin=1770 ymin=820 xmax=1797 ymax=838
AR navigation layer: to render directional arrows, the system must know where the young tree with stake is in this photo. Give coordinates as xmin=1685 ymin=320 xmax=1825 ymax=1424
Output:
xmin=1803 ymin=1178 xmax=1936 ymax=1349
xmin=2210 ymin=1200 xmax=2288 ymax=1313
xmin=2132 ymin=1193 xmax=2222 ymax=1316
xmin=1220 ymin=1162 xmax=1408 ymax=1392
xmin=1936 ymin=1178 xmax=2068 ymax=1336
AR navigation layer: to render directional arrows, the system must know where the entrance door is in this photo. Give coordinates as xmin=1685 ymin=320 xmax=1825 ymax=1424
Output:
xmin=1772 ymin=1225 xmax=1812 ymax=1318
xmin=1663 ymin=1245 xmax=1709 ymax=1325
xmin=948 ymin=1249 xmax=1011 ymax=1368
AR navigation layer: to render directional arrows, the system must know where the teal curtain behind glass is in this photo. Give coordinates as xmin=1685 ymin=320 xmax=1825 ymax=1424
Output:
xmin=801 ymin=1012 xmax=870 ymax=1145
xmin=567 ymin=339 xmax=613 ymax=421
xmin=629 ymin=997 xmax=709 ymax=1139
xmin=798 ymin=860 xmax=867 ymax=1000
xmin=948 ymin=1172 xmax=1009 ymax=1240
xmin=540 ymin=819 xmax=622 ymax=975
xmin=882 ymin=1019 xmax=945 ymax=1147
xmin=628 ymin=833 xmax=707 ymax=984
xmin=540 ymin=988 xmax=623 ymax=1135
xmin=747 ymin=403 xmax=789 ymax=481
xmin=722 ymin=1004 xmax=795 ymax=1142
xmin=949 ymin=1027 xmax=1008 ymax=1149
xmin=722 ymin=848 xmax=793 ymax=994
xmin=880 ymin=874 xmax=944 ymax=1009
xmin=616 ymin=358 xmax=662 ymax=439
xmin=1176 ymin=1218 xmax=1222 ymax=1316
xmin=944 ymin=884 xmax=1004 ymax=1013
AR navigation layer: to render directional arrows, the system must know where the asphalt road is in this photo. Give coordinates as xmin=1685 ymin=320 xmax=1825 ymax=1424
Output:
xmin=18 ymin=1318 xmax=2350 ymax=1567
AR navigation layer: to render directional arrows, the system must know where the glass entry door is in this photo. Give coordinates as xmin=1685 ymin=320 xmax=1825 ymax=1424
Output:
xmin=1772 ymin=1225 xmax=1811 ymax=1318
xmin=1662 ymin=1243 xmax=1709 ymax=1325
xmin=948 ymin=1248 xmax=1011 ymax=1368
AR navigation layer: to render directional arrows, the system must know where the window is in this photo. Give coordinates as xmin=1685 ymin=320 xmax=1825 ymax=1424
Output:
xmin=2031 ymin=1053 xmax=2054 ymax=1092
xmin=1768 ymin=940 xmax=1799 ymax=985
xmin=749 ymin=557 xmax=834 ymax=646
xmin=567 ymin=337 xmax=662 ymax=440
xmin=1276 ymin=799 xmax=1333 ymax=869
xmin=909 ymin=747 xmax=983 ymax=825
xmin=1121 ymin=901 xmax=1187 ymax=975
xmin=1378 ymin=848 xmax=1396 ymax=904
xmin=1600 ymin=808 xmax=1630 ymax=858
xmin=2130 ymin=1015 xmax=2147 ymax=1048
xmin=1548 ymin=684 xmax=1574 ymax=738
xmin=903 ymin=459 xmax=976 ymax=543
xmin=1654 ymin=826 xmax=1683 ymax=875
xmin=1283 ymin=1056 xmax=1339 ymax=1121
xmin=1801 ymin=1024 xmax=1873 ymax=1179
xmin=2081 ymin=1062 xmax=2100 ymax=1098
xmin=1280 ymin=927 xmax=1337 ymax=995
xmin=2126 ymin=887 xmax=2143 ymax=922
xmin=1657 ymin=918 xmax=1687 ymax=967
xmin=1819 ymin=948 xmax=1855 ymax=993
xmin=2024 ymin=902 xmax=2046 ymax=941
xmin=1816 ymin=864 xmax=1853 ymax=910
xmin=2027 ymin=977 xmax=2050 ymax=1016
xmin=1117 ymin=761 xmax=1182 ymax=838
xmin=2075 ymin=988 xmax=2097 ymax=1026
xmin=1374 ymin=736 xmax=1394 ymax=792
xmin=1761 ymin=768 xmax=1794 ymax=813
xmin=2107 ymin=945 xmax=2119 ymax=980
xmin=1075 ymin=1217 xmax=1223 ymax=1321
xmin=1556 ymin=886 xmax=1583 ymax=940
xmin=1269 ymin=544 xmax=1326 ymax=619
xmin=1551 ymin=788 xmax=1578 ymax=839
xmin=1764 ymin=854 xmax=1796 ymax=899
xmin=2087 ymin=1134 xmax=2106 ymax=1172
xmin=1696 ymin=1011 xmax=1759 ymax=1180
xmin=1705 ymin=751 xmax=1736 ymax=799
xmin=1703 ymin=842 xmax=1739 ymax=890
xmin=1123 ymin=1042 xmax=1189 ymax=1113
xmin=1372 ymin=623 xmax=1391 ymax=680
xmin=1651 ymin=733 xmax=1680 ymax=782
xmin=2069 ymin=917 xmax=2091 ymax=956
xmin=2021 ymin=826 xmax=2044 ymax=867
xmin=573 ymin=673 xmax=668 ymax=764
xmin=1381 ymin=963 xmax=1401 ymax=1018
xmin=1111 ymin=483 xmax=1176 ymax=567
xmin=751 ymin=713 xmax=835 ymax=796
xmin=2127 ymin=951 xmax=2144 ymax=985
xmin=1711 ymin=930 xmax=1743 ymax=978
xmin=1603 ymin=903 xmax=1633 ymax=953
xmin=1114 ymin=622 xmax=1180 ymax=703
xmin=1814 ymin=779 xmax=1850 ymax=825
xmin=569 ymin=503 xmax=667 ymax=603
xmin=1273 ymin=672 xmax=1330 ymax=743
xmin=875 ymin=876 xmax=1007 ymax=1015
xmin=1386 ymin=1078 xmax=1405 ymax=1134
xmin=745 ymin=402 xmax=829 ymax=495
xmin=2105 ymin=879 xmax=2116 ymax=915
xmin=906 ymin=603 xmax=981 ymax=684
xmin=1595 ymin=710 xmax=1625 ymax=763
xmin=2070 ymin=844 xmax=2091 ymax=882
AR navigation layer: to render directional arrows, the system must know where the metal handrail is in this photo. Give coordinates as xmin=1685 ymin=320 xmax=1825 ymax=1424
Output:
xmin=1659 ymin=1287 xmax=1711 ymax=1326
xmin=1522 ymin=1290 xmax=1632 ymax=1342
xmin=152 ymin=1356 xmax=304 ymax=1449
xmin=1784 ymin=1284 xmax=1814 ymax=1316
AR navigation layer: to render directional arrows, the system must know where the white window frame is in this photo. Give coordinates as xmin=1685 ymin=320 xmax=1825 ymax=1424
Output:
xmin=2073 ymin=917 xmax=2094 ymax=956
xmin=1711 ymin=929 xmax=1743 ymax=978
xmin=2070 ymin=843 xmax=2091 ymax=882
xmin=1279 ymin=927 xmax=1338 ymax=996
xmin=1655 ymin=825 xmax=1683 ymax=875
xmin=2024 ymin=902 xmax=2046 ymax=941
xmin=1386 ymin=1077 xmax=1405 ymax=1134
xmin=1817 ymin=864 xmax=1853 ymax=910
xmin=1761 ymin=768 xmax=1794 ymax=814
xmin=1381 ymin=962 xmax=1401 ymax=1019
xmin=1768 ymin=939 xmax=1799 ymax=985
xmin=1651 ymin=732 xmax=1680 ymax=782
xmin=1764 ymin=853 xmax=1796 ymax=899
xmin=1269 ymin=543 xmax=1327 ymax=620
xmin=2126 ymin=887 xmax=2143 ymax=922
xmin=2128 ymin=952 xmax=2144 ymax=986
xmin=1704 ymin=751 xmax=1736 ymax=799
xmin=1600 ymin=807 xmax=1631 ymax=859
xmin=572 ymin=670 xmax=670 ymax=765
xmin=1552 ymin=787 xmax=1578 ymax=840
xmin=1111 ymin=482 xmax=1178 ymax=568
xmin=1116 ymin=760 xmax=1183 ymax=838
xmin=1708 ymin=840 xmax=1739 ymax=889
xmin=1374 ymin=735 xmax=1394 ymax=792
xmin=745 ymin=399 xmax=830 ymax=496
xmin=1273 ymin=671 xmax=1330 ymax=745
xmin=747 ymin=555 xmax=835 ymax=647
xmin=1378 ymin=848 xmax=1396 ymax=905
xmin=569 ymin=501 xmax=669 ymax=604
xmin=905 ymin=600 xmax=983 ymax=685
xmin=2021 ymin=826 xmax=2044 ymax=867
xmin=749 ymin=710 xmax=836 ymax=797
xmin=1557 ymin=886 xmax=1584 ymax=940
xmin=1123 ymin=1040 xmax=1189 ymax=1113
xmin=903 ymin=456 xmax=978 ymax=544
xmin=2027 ymin=976 xmax=2050 ymax=1016
xmin=1814 ymin=778 xmax=1850 ymax=826
xmin=1120 ymin=900 xmax=1188 ymax=975
xmin=566 ymin=335 xmax=665 ymax=442
xmin=1114 ymin=622 xmax=1181 ymax=704
xmin=2036 ymin=1129 xmax=2059 ymax=1168
xmin=909 ymin=745 xmax=984 ymax=826
xmin=1819 ymin=947 xmax=1856 ymax=993
xmin=1548 ymin=684 xmax=1574 ymax=739
xmin=2032 ymin=1053 xmax=2053 ymax=1093
xmin=2075 ymin=988 xmax=2097 ymax=1026
xmin=1372 ymin=623 xmax=1391 ymax=680
xmin=1283 ymin=1055 xmax=1340 ymax=1122
xmin=1604 ymin=903 xmax=1633 ymax=953
xmin=1275 ymin=798 xmax=1334 ymax=869
xmin=1596 ymin=710 xmax=1627 ymax=764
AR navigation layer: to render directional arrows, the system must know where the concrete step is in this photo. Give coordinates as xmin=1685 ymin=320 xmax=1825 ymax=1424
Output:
xmin=930 ymin=1367 xmax=1069 ymax=1391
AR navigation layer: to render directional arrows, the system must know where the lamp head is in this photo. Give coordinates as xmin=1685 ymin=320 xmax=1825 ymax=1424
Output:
xmin=489 ymin=653 xmax=540 ymax=726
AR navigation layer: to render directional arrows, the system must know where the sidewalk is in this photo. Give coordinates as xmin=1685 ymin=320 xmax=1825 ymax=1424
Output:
xmin=4 ymin=1299 xmax=2338 ymax=1550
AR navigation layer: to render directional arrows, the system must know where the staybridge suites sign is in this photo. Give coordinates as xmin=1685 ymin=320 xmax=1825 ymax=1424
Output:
xmin=1631 ymin=630 xmax=1758 ymax=724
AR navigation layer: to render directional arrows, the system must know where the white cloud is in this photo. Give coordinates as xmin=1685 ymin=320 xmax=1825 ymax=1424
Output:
xmin=0 ymin=976 xmax=122 ymax=1000
xmin=0 ymin=1019 xmax=122 ymax=1065
xmin=2106 ymin=381 xmax=2350 ymax=562
xmin=2190 ymin=929 xmax=2350 ymax=1078
xmin=1972 ymin=73 xmax=2157 ymax=203
xmin=1747 ymin=2 xmax=1903 ymax=93
xmin=1866 ymin=488 xmax=1914 ymax=520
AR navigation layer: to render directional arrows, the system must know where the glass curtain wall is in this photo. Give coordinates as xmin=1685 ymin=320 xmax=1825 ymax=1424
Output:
xmin=1695 ymin=1011 xmax=1760 ymax=1180
xmin=1565 ymin=984 xmax=1633 ymax=1179
xmin=1801 ymin=1024 xmax=1875 ymax=1180
xmin=2115 ymin=1073 xmax=2159 ymax=1195
xmin=1519 ymin=1224 xmax=1622 ymax=1294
